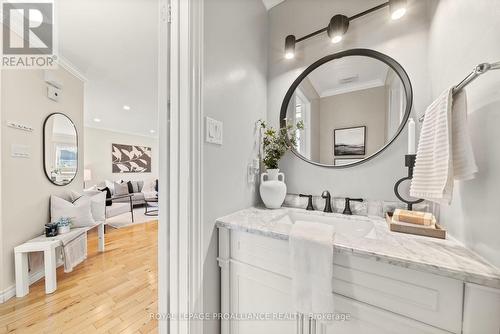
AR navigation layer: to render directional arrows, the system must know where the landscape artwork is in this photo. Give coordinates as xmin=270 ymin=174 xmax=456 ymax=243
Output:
xmin=334 ymin=126 xmax=366 ymax=156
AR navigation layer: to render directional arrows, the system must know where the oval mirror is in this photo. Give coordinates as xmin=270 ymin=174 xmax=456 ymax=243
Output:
xmin=280 ymin=49 xmax=413 ymax=168
xmin=43 ymin=113 xmax=78 ymax=186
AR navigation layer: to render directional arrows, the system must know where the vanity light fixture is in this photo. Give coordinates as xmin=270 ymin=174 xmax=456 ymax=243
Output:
xmin=283 ymin=1 xmax=407 ymax=58
xmin=284 ymin=35 xmax=296 ymax=59
xmin=328 ymin=15 xmax=349 ymax=44
xmin=389 ymin=0 xmax=407 ymax=20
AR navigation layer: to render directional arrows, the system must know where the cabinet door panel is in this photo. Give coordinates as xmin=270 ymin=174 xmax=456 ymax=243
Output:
xmin=463 ymin=283 xmax=500 ymax=334
xmin=230 ymin=261 xmax=296 ymax=334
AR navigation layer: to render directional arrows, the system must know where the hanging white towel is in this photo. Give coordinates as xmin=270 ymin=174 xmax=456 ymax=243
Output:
xmin=289 ymin=221 xmax=335 ymax=318
xmin=410 ymin=88 xmax=478 ymax=204
xmin=62 ymin=232 xmax=87 ymax=273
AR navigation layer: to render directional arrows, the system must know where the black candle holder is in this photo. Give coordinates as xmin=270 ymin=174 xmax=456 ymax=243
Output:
xmin=394 ymin=154 xmax=424 ymax=210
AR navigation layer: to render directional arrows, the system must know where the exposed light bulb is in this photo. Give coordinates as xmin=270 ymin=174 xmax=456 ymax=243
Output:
xmin=285 ymin=52 xmax=295 ymax=60
xmin=389 ymin=0 xmax=407 ymax=20
xmin=391 ymin=7 xmax=406 ymax=20
xmin=331 ymin=35 xmax=343 ymax=43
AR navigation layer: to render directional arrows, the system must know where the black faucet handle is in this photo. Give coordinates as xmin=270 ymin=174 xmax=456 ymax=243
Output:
xmin=321 ymin=190 xmax=331 ymax=199
xmin=299 ymin=194 xmax=315 ymax=211
xmin=343 ymin=198 xmax=364 ymax=215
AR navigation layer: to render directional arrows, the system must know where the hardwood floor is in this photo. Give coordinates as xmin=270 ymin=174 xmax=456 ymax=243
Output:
xmin=0 ymin=221 xmax=158 ymax=334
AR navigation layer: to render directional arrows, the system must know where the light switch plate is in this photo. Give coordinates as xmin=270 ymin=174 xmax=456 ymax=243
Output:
xmin=11 ymin=144 xmax=31 ymax=158
xmin=206 ymin=117 xmax=223 ymax=145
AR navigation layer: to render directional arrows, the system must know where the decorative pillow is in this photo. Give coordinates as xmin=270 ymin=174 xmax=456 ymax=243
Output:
xmin=105 ymin=180 xmax=115 ymax=195
xmin=51 ymin=195 xmax=96 ymax=228
xmin=71 ymin=191 xmax=106 ymax=222
xmin=114 ymin=182 xmax=129 ymax=196
xmin=137 ymin=180 xmax=144 ymax=192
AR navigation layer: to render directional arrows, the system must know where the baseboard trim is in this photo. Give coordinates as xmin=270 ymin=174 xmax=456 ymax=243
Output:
xmin=0 ymin=262 xmax=63 ymax=304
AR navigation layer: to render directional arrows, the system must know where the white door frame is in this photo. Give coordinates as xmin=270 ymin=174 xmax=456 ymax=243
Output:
xmin=157 ymin=0 xmax=170 ymax=333
xmin=159 ymin=0 xmax=204 ymax=333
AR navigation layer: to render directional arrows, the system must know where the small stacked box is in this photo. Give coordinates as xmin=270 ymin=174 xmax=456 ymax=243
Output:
xmin=387 ymin=209 xmax=446 ymax=239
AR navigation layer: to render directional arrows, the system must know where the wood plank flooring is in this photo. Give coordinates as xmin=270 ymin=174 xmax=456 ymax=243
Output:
xmin=0 ymin=221 xmax=158 ymax=334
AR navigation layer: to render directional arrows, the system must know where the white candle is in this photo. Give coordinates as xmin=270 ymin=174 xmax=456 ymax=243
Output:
xmin=408 ymin=118 xmax=416 ymax=155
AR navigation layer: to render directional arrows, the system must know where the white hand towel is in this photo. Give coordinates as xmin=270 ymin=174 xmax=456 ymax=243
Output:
xmin=410 ymin=88 xmax=477 ymax=204
xmin=62 ymin=232 xmax=87 ymax=273
xmin=289 ymin=221 xmax=335 ymax=317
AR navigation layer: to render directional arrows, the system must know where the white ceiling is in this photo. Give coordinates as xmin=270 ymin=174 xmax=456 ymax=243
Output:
xmin=57 ymin=0 xmax=159 ymax=137
xmin=261 ymin=0 xmax=286 ymax=10
xmin=307 ymin=56 xmax=390 ymax=97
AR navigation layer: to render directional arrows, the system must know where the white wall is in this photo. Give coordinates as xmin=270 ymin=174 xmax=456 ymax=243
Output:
xmin=427 ymin=0 xmax=500 ymax=267
xmin=202 ymin=0 xmax=268 ymax=333
xmin=268 ymin=0 xmax=433 ymax=200
xmin=1 ymin=68 xmax=84 ymax=293
xmin=84 ymin=127 xmax=158 ymax=190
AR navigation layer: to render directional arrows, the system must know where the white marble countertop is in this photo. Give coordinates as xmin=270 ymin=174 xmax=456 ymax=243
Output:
xmin=216 ymin=207 xmax=500 ymax=289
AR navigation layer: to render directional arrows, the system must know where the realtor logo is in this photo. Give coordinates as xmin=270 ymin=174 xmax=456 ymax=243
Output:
xmin=2 ymin=1 xmax=56 ymax=68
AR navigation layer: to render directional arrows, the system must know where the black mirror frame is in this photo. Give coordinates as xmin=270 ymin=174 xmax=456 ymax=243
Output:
xmin=280 ymin=48 xmax=413 ymax=169
xmin=43 ymin=112 xmax=79 ymax=186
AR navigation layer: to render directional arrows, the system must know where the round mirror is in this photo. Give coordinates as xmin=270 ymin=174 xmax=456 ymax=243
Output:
xmin=280 ymin=49 xmax=412 ymax=168
xmin=43 ymin=113 xmax=78 ymax=186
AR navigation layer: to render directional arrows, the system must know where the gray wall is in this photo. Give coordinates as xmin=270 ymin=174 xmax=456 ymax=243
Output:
xmin=319 ymin=87 xmax=387 ymax=165
xmin=202 ymin=0 xmax=268 ymax=333
xmin=427 ymin=0 xmax=500 ymax=267
xmin=1 ymin=68 xmax=84 ymax=292
xmin=84 ymin=127 xmax=158 ymax=189
xmin=267 ymin=0 xmax=432 ymax=200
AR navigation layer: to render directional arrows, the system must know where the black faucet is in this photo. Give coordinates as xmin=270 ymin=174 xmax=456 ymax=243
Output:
xmin=343 ymin=198 xmax=364 ymax=215
xmin=321 ymin=191 xmax=333 ymax=213
xmin=299 ymin=194 xmax=315 ymax=211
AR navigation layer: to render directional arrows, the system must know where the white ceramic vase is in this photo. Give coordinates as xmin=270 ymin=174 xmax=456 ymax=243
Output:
xmin=58 ymin=225 xmax=70 ymax=234
xmin=260 ymin=169 xmax=287 ymax=209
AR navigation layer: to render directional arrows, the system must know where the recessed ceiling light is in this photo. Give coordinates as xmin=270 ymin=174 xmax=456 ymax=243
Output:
xmin=93 ymin=118 xmax=101 ymax=123
xmin=123 ymin=105 xmax=131 ymax=111
xmin=150 ymin=129 xmax=156 ymax=134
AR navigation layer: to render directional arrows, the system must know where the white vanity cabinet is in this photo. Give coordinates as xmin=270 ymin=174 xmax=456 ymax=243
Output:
xmin=218 ymin=227 xmax=500 ymax=334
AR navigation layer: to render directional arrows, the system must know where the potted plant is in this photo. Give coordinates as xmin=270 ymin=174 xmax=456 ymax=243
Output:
xmin=258 ymin=120 xmax=303 ymax=209
xmin=56 ymin=217 xmax=72 ymax=234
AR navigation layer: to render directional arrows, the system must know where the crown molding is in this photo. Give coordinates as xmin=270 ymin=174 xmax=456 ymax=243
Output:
xmin=57 ymin=56 xmax=88 ymax=83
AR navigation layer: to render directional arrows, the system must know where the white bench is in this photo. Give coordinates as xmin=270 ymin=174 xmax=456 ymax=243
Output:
xmin=14 ymin=222 xmax=104 ymax=297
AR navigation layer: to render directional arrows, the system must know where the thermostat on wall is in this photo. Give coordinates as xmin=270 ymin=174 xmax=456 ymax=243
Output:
xmin=47 ymin=86 xmax=62 ymax=102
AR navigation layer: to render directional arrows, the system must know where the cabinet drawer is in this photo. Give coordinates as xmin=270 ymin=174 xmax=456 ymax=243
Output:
xmin=230 ymin=231 xmax=290 ymax=277
xmin=332 ymin=254 xmax=463 ymax=333
xmin=318 ymin=293 xmax=451 ymax=334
